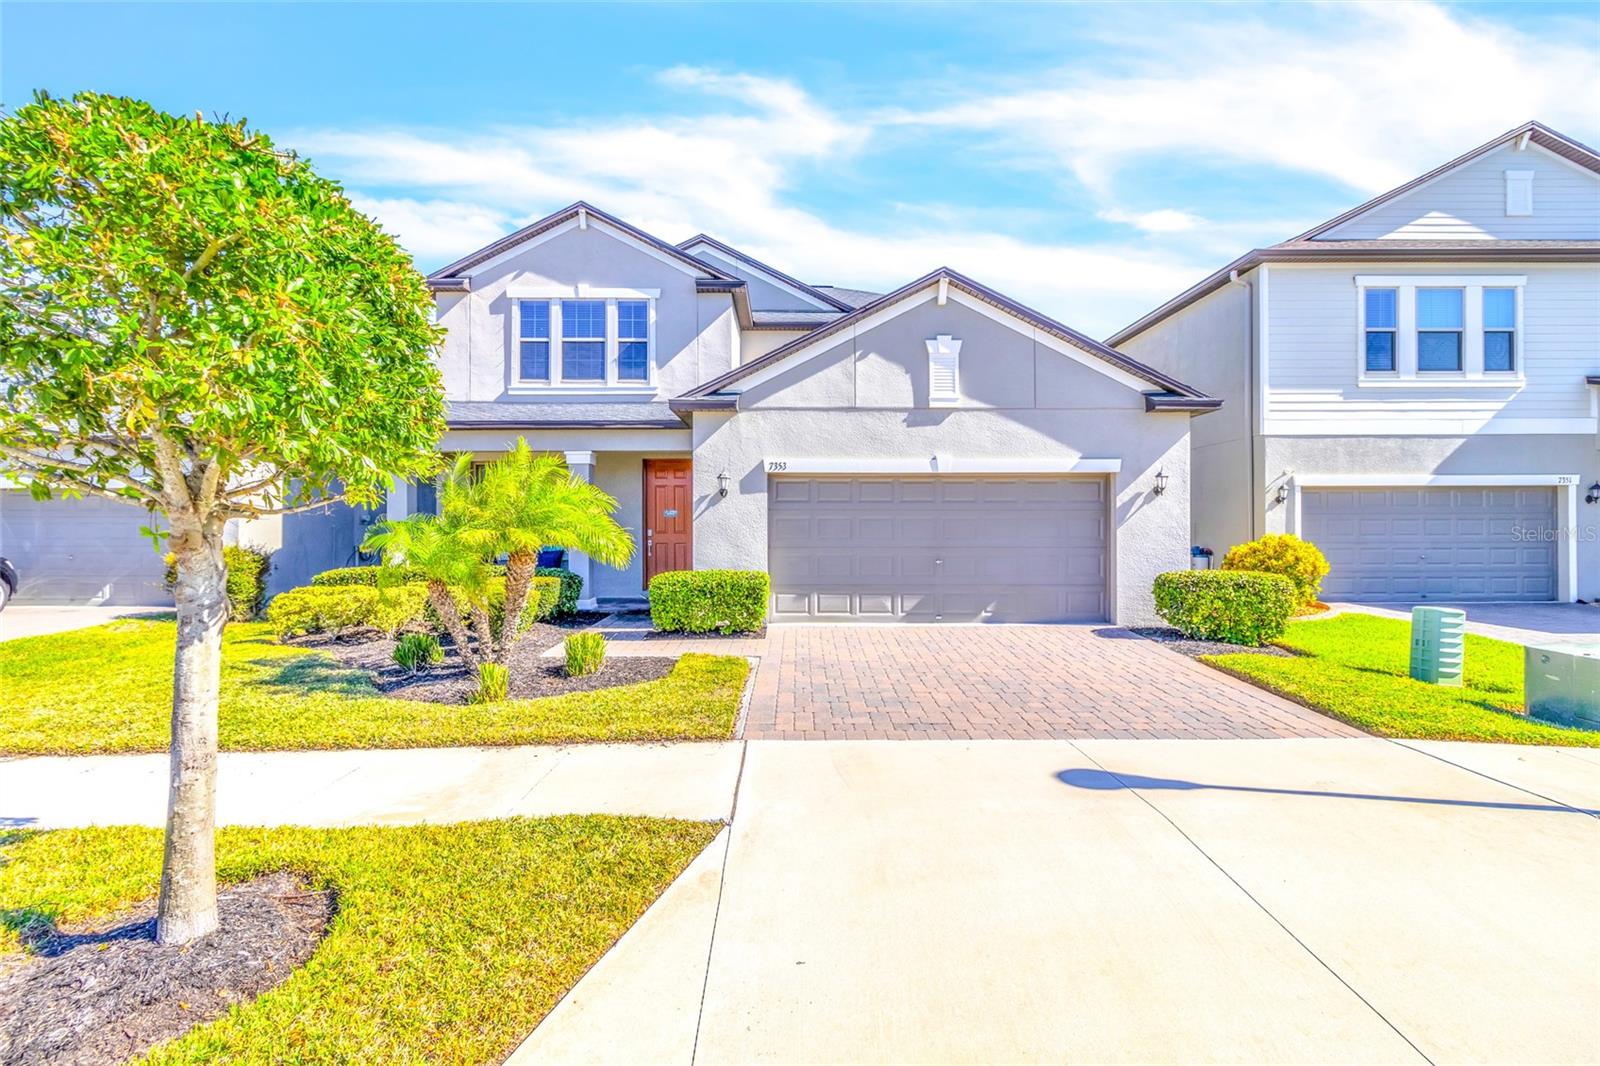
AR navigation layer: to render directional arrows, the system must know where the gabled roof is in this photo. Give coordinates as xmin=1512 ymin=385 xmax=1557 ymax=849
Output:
xmin=426 ymin=202 xmax=739 ymax=291
xmin=1292 ymin=121 xmax=1599 ymax=242
xmin=675 ymin=266 xmax=1217 ymax=413
xmin=676 ymin=233 xmax=855 ymax=311
xmin=812 ymin=285 xmax=882 ymax=309
xmin=1108 ymin=121 xmax=1600 ymax=347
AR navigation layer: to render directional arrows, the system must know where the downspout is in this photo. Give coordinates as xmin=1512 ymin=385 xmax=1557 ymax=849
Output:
xmin=1229 ymin=267 xmax=1261 ymax=539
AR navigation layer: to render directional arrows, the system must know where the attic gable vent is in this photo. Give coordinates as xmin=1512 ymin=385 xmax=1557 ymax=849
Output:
xmin=1505 ymin=170 xmax=1534 ymax=216
xmin=925 ymin=334 xmax=962 ymax=406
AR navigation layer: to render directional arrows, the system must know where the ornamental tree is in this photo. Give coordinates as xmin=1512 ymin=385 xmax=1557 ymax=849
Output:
xmin=0 ymin=93 xmax=445 ymax=944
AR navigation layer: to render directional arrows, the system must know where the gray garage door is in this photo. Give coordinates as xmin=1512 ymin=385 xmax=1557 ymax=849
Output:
xmin=0 ymin=491 xmax=172 ymax=605
xmin=1302 ymin=486 xmax=1556 ymax=602
xmin=768 ymin=476 xmax=1108 ymax=623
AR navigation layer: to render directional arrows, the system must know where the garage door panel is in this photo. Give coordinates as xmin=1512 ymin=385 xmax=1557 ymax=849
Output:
xmin=1303 ymin=485 xmax=1555 ymax=603
xmin=1 ymin=492 xmax=172 ymax=605
xmin=768 ymin=475 xmax=1108 ymax=623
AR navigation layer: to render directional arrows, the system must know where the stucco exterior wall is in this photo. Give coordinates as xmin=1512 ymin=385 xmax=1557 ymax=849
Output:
xmin=434 ymin=223 xmax=735 ymax=404
xmin=1116 ymin=279 xmax=1256 ymax=556
xmin=687 ymin=293 xmax=1197 ymax=625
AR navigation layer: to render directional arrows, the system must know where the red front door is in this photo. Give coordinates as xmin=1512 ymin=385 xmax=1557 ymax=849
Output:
xmin=644 ymin=459 xmax=693 ymax=585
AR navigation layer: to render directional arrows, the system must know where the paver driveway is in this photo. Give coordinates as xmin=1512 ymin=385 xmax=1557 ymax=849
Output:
xmin=745 ymin=625 xmax=1357 ymax=740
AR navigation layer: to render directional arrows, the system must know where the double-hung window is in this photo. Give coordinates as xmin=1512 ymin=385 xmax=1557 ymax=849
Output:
xmin=1483 ymin=287 xmax=1517 ymax=373
xmin=1363 ymin=288 xmax=1397 ymax=372
xmin=617 ymin=300 xmax=649 ymax=381
xmin=518 ymin=301 xmax=551 ymax=382
xmin=1355 ymin=275 xmax=1525 ymax=385
xmin=560 ymin=299 xmax=607 ymax=381
xmin=1416 ymin=288 xmax=1464 ymax=372
xmin=509 ymin=292 xmax=656 ymax=389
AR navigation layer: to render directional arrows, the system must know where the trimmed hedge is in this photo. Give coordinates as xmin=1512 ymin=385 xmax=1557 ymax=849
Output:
xmin=537 ymin=566 xmax=583 ymax=618
xmin=313 ymin=563 xmax=581 ymax=617
xmin=1221 ymin=533 xmax=1330 ymax=608
xmin=648 ymin=569 xmax=768 ymax=635
xmin=1152 ymin=570 xmax=1296 ymax=647
xmin=266 ymin=584 xmax=429 ymax=638
xmin=164 ymin=545 xmax=275 ymax=621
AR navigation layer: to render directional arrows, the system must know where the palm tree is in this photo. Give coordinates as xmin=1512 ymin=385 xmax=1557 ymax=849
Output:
xmin=455 ymin=440 xmax=634 ymax=660
xmin=361 ymin=508 xmax=495 ymax=671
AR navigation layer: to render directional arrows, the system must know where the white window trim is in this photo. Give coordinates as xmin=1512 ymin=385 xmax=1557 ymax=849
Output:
xmin=508 ymin=294 xmax=658 ymax=395
xmin=925 ymin=334 xmax=962 ymax=406
xmin=1354 ymin=275 xmax=1526 ymax=388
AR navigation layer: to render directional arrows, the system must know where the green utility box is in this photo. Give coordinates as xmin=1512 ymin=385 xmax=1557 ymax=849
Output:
xmin=1409 ymin=606 xmax=1466 ymax=686
xmin=1525 ymin=643 xmax=1600 ymax=731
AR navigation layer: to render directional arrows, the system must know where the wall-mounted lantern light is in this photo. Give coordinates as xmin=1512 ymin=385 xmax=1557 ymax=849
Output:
xmin=717 ymin=471 xmax=731 ymax=498
xmin=1152 ymin=470 xmax=1168 ymax=495
xmin=1275 ymin=483 xmax=1289 ymax=505
xmin=1586 ymin=481 xmax=1600 ymax=505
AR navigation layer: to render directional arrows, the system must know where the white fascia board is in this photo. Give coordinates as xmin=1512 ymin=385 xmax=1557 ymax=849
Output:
xmin=1354 ymin=274 xmax=1527 ymax=287
xmin=505 ymin=285 xmax=661 ymax=299
xmin=1293 ymin=472 xmax=1580 ymax=487
xmin=682 ymin=243 xmax=837 ymax=311
xmin=465 ymin=215 xmax=709 ymax=281
xmin=762 ymin=456 xmax=1122 ymax=475
xmin=944 ymin=288 xmax=1155 ymax=395
xmin=1264 ymin=417 xmax=1598 ymax=436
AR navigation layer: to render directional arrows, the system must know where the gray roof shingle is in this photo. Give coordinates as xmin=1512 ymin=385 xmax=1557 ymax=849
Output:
xmin=445 ymin=401 xmax=684 ymax=429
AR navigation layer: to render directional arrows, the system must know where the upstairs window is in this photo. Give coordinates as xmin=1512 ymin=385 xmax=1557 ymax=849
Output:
xmin=518 ymin=301 xmax=551 ymax=382
xmin=510 ymin=293 xmax=655 ymax=388
xmin=1354 ymin=275 xmax=1526 ymax=385
xmin=1363 ymin=288 xmax=1397 ymax=372
xmin=617 ymin=300 xmax=649 ymax=381
xmin=1416 ymin=288 xmax=1463 ymax=372
xmin=560 ymin=299 xmax=607 ymax=381
xmin=1484 ymin=287 xmax=1517 ymax=372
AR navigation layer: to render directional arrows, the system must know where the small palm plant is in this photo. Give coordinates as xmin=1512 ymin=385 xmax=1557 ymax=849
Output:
xmin=455 ymin=440 xmax=634 ymax=661
xmin=361 ymin=506 xmax=495 ymax=673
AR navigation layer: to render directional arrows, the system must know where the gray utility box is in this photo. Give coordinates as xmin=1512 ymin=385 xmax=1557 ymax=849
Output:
xmin=1410 ymin=606 xmax=1466 ymax=687
xmin=1525 ymin=643 xmax=1600 ymax=731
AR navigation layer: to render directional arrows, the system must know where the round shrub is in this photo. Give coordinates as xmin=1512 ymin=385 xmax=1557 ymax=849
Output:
xmin=649 ymin=569 xmax=768 ymax=634
xmin=164 ymin=545 xmax=274 ymax=621
xmin=1152 ymin=570 xmax=1296 ymax=647
xmin=1220 ymin=534 xmax=1329 ymax=608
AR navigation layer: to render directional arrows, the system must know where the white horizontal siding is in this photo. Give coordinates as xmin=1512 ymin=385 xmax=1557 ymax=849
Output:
xmin=1266 ymin=262 xmax=1600 ymax=430
xmin=1322 ymin=144 xmax=1599 ymax=240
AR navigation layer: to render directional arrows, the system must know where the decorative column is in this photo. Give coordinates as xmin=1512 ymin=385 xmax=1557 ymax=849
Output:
xmin=564 ymin=450 xmax=597 ymax=608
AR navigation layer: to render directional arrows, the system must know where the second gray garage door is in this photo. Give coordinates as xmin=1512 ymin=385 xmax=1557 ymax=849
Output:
xmin=0 ymin=491 xmax=172 ymax=605
xmin=1303 ymin=486 xmax=1557 ymax=602
xmin=768 ymin=476 xmax=1108 ymax=623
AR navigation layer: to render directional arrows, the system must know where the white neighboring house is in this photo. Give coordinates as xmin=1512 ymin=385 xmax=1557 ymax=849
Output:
xmin=1113 ymin=121 xmax=1600 ymax=605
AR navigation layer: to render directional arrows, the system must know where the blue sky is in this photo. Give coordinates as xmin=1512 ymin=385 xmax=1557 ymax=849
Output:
xmin=5 ymin=1 xmax=1598 ymax=336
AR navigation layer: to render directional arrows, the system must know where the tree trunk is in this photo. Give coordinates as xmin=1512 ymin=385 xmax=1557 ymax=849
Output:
xmin=156 ymin=521 xmax=228 ymax=945
xmin=497 ymin=549 xmax=537 ymax=661
xmin=426 ymin=580 xmax=478 ymax=670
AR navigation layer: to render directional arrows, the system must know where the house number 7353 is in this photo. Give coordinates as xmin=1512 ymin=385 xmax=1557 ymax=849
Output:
xmin=767 ymin=461 xmax=788 ymax=472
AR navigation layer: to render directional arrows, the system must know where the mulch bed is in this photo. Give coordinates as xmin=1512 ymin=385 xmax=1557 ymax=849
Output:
xmin=1130 ymin=627 xmax=1295 ymax=659
xmin=289 ymin=612 xmax=676 ymax=702
xmin=0 ymin=871 xmax=332 ymax=1066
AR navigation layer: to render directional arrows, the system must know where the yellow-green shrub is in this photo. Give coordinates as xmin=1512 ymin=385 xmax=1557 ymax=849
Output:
xmin=649 ymin=570 xmax=768 ymax=634
xmin=564 ymin=631 xmax=606 ymax=677
xmin=1221 ymin=533 xmax=1330 ymax=607
xmin=266 ymin=584 xmax=427 ymax=638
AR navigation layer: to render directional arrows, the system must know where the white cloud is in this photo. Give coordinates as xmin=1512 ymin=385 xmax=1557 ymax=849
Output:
xmin=1097 ymin=208 xmax=1205 ymax=234
xmin=897 ymin=2 xmax=1600 ymax=196
xmin=294 ymin=3 xmax=1598 ymax=337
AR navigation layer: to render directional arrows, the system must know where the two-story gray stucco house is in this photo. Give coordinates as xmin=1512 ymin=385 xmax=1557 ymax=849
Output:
xmin=401 ymin=203 xmax=1219 ymax=625
xmin=1113 ymin=121 xmax=1600 ymax=604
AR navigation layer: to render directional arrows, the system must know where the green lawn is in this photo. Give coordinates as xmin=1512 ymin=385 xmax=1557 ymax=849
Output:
xmin=0 ymin=619 xmax=747 ymax=754
xmin=1203 ymin=613 xmax=1600 ymax=746
xmin=0 ymin=818 xmax=717 ymax=1064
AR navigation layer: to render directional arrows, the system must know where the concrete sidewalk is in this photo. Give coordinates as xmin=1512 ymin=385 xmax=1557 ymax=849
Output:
xmin=515 ymin=737 xmax=1599 ymax=1065
xmin=0 ymin=742 xmax=743 ymax=828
